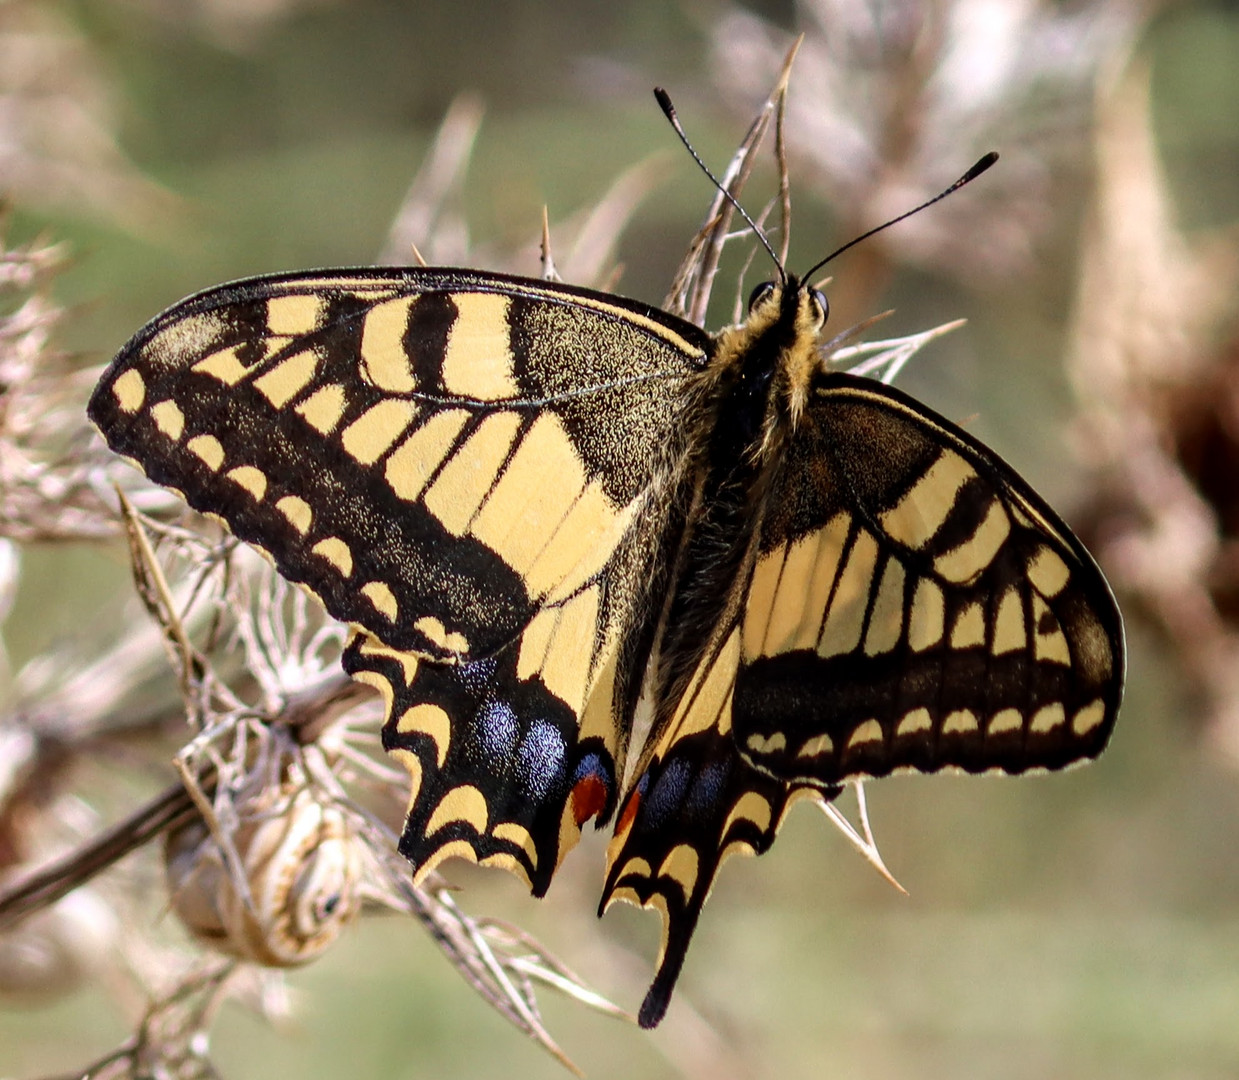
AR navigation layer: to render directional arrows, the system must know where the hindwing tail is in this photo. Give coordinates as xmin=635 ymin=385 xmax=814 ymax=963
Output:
xmin=601 ymin=628 xmax=841 ymax=1027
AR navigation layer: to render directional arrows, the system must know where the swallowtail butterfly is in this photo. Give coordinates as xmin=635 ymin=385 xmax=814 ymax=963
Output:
xmin=89 ymin=98 xmax=1123 ymax=1029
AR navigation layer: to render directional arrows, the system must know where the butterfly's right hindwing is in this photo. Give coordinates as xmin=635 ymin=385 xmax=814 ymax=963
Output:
xmin=89 ymin=268 xmax=709 ymax=664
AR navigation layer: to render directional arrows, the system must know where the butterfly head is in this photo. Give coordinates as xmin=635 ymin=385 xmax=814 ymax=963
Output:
xmin=726 ymin=273 xmax=830 ymax=431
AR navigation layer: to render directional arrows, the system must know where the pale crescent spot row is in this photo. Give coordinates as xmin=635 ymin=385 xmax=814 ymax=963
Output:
xmin=352 ymin=634 xmax=420 ymax=685
xmin=310 ymin=536 xmax=353 ymax=577
xmin=276 ymin=495 xmax=312 ymax=534
xmin=988 ymin=708 xmax=1023 ymax=735
xmin=151 ymin=399 xmax=185 ymax=440
xmin=225 ymin=465 xmax=268 ymax=500
xmin=656 ymin=844 xmax=700 ymax=901
xmin=722 ymin=791 xmax=773 ymax=834
xmin=779 ymin=697 xmax=1109 ymax=764
xmin=413 ymin=615 xmax=469 ymax=655
xmin=186 ymin=434 xmax=224 ymax=470
xmin=746 ymin=731 xmax=786 ymax=755
xmin=492 ymin=822 xmax=539 ymax=872
xmin=897 ymin=708 xmax=932 ymax=737
xmin=425 ymin=784 xmax=488 ymax=837
xmin=942 ymin=709 xmax=979 ymax=735
xmin=361 ymin=581 xmax=398 ymax=622
xmin=111 ymin=369 xmax=146 ymax=412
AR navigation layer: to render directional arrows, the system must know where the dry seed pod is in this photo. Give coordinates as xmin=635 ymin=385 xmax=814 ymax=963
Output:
xmin=165 ymin=784 xmax=363 ymax=966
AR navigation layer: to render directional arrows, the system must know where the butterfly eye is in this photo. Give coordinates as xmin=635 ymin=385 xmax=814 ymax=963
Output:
xmin=810 ymin=288 xmax=829 ymax=326
xmin=747 ymin=281 xmax=777 ymax=312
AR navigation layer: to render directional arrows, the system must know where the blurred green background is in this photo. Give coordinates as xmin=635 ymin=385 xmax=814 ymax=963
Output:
xmin=2 ymin=1 xmax=1239 ymax=1078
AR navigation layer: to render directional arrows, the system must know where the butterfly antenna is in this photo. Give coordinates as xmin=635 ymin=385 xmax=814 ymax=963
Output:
xmin=655 ymin=87 xmax=786 ymax=284
xmin=802 ymin=152 xmax=998 ymax=283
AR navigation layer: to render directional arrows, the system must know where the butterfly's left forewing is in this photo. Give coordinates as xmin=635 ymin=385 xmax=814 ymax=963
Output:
xmin=90 ymin=268 xmax=708 ymax=663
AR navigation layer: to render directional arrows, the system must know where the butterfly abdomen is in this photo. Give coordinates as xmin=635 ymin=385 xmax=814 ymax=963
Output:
xmin=649 ymin=280 xmax=823 ymax=724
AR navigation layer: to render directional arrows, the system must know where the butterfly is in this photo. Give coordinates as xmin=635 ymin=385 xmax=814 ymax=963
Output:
xmin=88 ymin=136 xmax=1124 ymax=1030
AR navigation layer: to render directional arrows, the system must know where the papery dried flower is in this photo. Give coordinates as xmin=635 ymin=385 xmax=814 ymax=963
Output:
xmin=709 ymin=0 xmax=1140 ymax=303
xmin=0 ymin=227 xmax=118 ymax=545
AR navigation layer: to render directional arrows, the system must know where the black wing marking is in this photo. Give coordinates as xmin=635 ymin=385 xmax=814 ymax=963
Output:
xmin=734 ymin=374 xmax=1124 ymax=783
xmin=348 ymin=638 xmax=621 ymax=895
xmin=89 ymin=267 xmax=708 ymax=663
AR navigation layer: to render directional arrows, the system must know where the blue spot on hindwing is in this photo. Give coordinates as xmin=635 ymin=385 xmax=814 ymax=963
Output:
xmin=516 ymin=719 xmax=567 ymax=801
xmin=642 ymin=757 xmax=692 ymax=829
xmin=477 ymin=700 xmax=519 ymax=761
xmin=684 ymin=758 xmax=731 ymax=822
xmin=458 ymin=656 xmax=497 ymax=693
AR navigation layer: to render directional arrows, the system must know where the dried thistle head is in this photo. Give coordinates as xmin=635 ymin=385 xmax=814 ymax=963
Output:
xmin=0 ymin=224 xmax=118 ymax=547
xmin=707 ymin=0 xmax=1143 ymax=315
xmin=1066 ymin=54 xmax=1239 ymax=763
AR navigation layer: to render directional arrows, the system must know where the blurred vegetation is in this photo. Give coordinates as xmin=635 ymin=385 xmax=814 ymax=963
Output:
xmin=1 ymin=1 xmax=1238 ymax=1078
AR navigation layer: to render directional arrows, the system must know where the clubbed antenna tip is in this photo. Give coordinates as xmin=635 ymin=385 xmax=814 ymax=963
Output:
xmin=654 ymin=86 xmax=785 ymax=282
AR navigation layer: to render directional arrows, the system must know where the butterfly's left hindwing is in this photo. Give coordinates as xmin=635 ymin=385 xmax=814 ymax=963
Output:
xmin=347 ymin=626 xmax=622 ymax=893
xmin=734 ymin=374 xmax=1124 ymax=784
xmin=345 ymin=520 xmax=669 ymax=890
